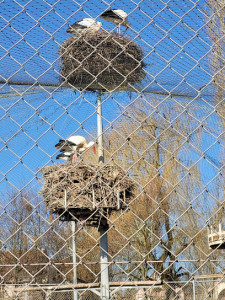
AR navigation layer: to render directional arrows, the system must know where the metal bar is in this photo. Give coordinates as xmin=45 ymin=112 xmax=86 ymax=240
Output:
xmin=10 ymin=280 xmax=162 ymax=291
xmin=4 ymin=258 xmax=225 ymax=269
xmin=24 ymin=284 xmax=27 ymax=300
xmin=97 ymin=91 xmax=104 ymax=163
xmin=64 ymin=190 xmax=67 ymax=208
xmin=0 ymin=81 xmax=203 ymax=99
xmin=93 ymin=189 xmax=96 ymax=209
xmin=99 ymin=224 xmax=110 ymax=300
xmin=96 ymin=91 xmax=110 ymax=299
xmin=71 ymin=221 xmax=78 ymax=300
xmin=65 ymin=189 xmax=77 ymax=300
xmin=117 ymin=191 xmax=120 ymax=209
xmin=193 ymin=278 xmax=196 ymax=300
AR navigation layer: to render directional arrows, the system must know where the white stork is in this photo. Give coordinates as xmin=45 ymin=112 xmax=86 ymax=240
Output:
xmin=55 ymin=135 xmax=96 ymax=163
xmin=100 ymin=9 xmax=130 ymax=34
xmin=67 ymin=18 xmax=102 ymax=35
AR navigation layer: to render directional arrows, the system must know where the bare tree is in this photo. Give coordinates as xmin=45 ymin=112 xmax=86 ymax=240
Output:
xmin=101 ymin=96 xmax=223 ymax=298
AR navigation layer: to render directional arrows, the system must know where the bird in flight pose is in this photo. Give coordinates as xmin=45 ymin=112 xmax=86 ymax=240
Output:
xmin=67 ymin=18 xmax=102 ymax=35
xmin=100 ymin=9 xmax=130 ymax=34
xmin=55 ymin=135 xmax=96 ymax=163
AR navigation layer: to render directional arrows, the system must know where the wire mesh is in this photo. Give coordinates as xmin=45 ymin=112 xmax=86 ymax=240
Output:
xmin=1 ymin=0 xmax=225 ymax=299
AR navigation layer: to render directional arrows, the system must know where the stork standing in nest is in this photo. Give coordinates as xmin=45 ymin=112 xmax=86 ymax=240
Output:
xmin=100 ymin=9 xmax=130 ymax=35
xmin=55 ymin=135 xmax=96 ymax=163
xmin=67 ymin=18 xmax=102 ymax=35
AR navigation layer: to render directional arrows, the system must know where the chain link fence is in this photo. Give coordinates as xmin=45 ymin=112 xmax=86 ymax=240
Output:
xmin=1 ymin=0 xmax=225 ymax=299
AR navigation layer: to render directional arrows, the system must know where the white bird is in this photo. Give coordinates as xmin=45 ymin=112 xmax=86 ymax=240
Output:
xmin=67 ymin=18 xmax=102 ymax=35
xmin=55 ymin=135 xmax=96 ymax=163
xmin=100 ymin=9 xmax=130 ymax=34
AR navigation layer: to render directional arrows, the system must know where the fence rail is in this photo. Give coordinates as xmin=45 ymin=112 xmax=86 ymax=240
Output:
xmin=2 ymin=279 xmax=225 ymax=299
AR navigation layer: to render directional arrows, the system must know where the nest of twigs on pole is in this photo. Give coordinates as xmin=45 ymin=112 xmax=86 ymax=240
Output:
xmin=59 ymin=31 xmax=145 ymax=92
xmin=40 ymin=163 xmax=136 ymax=225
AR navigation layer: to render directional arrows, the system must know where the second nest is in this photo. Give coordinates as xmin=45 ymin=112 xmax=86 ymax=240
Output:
xmin=59 ymin=32 xmax=146 ymax=91
xmin=40 ymin=163 xmax=136 ymax=214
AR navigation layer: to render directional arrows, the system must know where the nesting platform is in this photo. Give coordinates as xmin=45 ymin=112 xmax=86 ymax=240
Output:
xmin=40 ymin=163 xmax=136 ymax=225
xmin=208 ymin=224 xmax=225 ymax=249
xmin=59 ymin=31 xmax=145 ymax=92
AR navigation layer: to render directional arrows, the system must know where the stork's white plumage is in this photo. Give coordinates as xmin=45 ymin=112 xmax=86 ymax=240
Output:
xmin=100 ymin=9 xmax=130 ymax=34
xmin=55 ymin=135 xmax=96 ymax=163
xmin=67 ymin=18 xmax=102 ymax=35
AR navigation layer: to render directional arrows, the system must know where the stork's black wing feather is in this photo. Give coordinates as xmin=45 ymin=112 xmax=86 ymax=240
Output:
xmin=67 ymin=21 xmax=88 ymax=33
xmin=101 ymin=10 xmax=122 ymax=20
xmin=55 ymin=140 xmax=65 ymax=148
xmin=70 ymin=21 xmax=87 ymax=29
xmin=55 ymin=140 xmax=77 ymax=149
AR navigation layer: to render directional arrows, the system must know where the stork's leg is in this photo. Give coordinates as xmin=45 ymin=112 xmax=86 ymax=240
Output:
xmin=124 ymin=26 xmax=128 ymax=34
xmin=72 ymin=151 xmax=78 ymax=164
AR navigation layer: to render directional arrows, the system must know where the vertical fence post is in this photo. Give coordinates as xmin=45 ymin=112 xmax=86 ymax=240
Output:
xmin=193 ymin=278 xmax=196 ymax=300
xmin=71 ymin=221 xmax=78 ymax=300
xmin=24 ymin=284 xmax=27 ymax=300
xmin=99 ymin=221 xmax=110 ymax=300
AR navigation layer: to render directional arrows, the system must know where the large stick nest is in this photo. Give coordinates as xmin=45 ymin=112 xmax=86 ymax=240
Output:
xmin=40 ymin=163 xmax=136 ymax=222
xmin=59 ymin=32 xmax=146 ymax=92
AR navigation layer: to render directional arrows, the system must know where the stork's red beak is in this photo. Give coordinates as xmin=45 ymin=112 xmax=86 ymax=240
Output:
xmin=93 ymin=146 xmax=96 ymax=155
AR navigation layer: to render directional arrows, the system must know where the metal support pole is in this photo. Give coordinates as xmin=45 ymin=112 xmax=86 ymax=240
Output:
xmin=193 ymin=278 xmax=196 ymax=300
xmin=97 ymin=91 xmax=104 ymax=163
xmin=71 ymin=221 xmax=78 ymax=300
xmin=96 ymin=91 xmax=109 ymax=299
xmin=24 ymin=284 xmax=27 ymax=300
xmin=99 ymin=222 xmax=110 ymax=300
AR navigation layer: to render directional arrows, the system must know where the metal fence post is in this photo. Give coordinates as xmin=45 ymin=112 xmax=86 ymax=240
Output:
xmin=193 ymin=279 xmax=196 ymax=300
xmin=99 ymin=222 xmax=110 ymax=300
xmin=97 ymin=91 xmax=110 ymax=299
xmin=24 ymin=284 xmax=27 ymax=300
xmin=71 ymin=221 xmax=78 ymax=300
xmin=97 ymin=91 xmax=104 ymax=163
